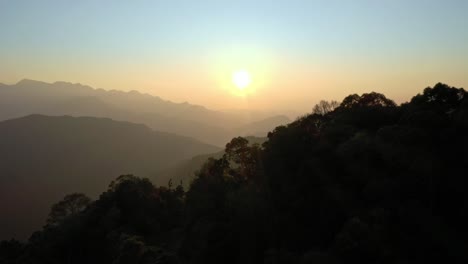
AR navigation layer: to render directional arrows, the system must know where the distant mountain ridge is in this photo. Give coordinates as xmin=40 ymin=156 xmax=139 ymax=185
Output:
xmin=0 ymin=114 xmax=220 ymax=240
xmin=0 ymin=79 xmax=291 ymax=146
xmin=234 ymin=115 xmax=291 ymax=137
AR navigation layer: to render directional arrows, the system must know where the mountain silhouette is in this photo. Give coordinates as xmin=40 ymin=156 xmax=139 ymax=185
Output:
xmin=0 ymin=79 xmax=290 ymax=146
xmin=1 ymin=83 xmax=468 ymax=264
xmin=0 ymin=114 xmax=220 ymax=240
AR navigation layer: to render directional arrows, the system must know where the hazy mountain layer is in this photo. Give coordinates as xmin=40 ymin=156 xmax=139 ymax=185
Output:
xmin=3 ymin=83 xmax=467 ymax=263
xmin=0 ymin=115 xmax=220 ymax=240
xmin=160 ymin=136 xmax=268 ymax=187
xmin=0 ymin=79 xmax=290 ymax=146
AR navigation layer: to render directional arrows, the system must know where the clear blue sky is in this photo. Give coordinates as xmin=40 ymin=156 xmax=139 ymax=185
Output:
xmin=1 ymin=0 xmax=467 ymax=111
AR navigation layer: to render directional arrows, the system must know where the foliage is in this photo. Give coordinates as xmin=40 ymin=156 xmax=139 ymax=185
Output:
xmin=2 ymin=83 xmax=468 ymax=264
xmin=313 ymin=100 xmax=340 ymax=115
xmin=46 ymin=193 xmax=91 ymax=227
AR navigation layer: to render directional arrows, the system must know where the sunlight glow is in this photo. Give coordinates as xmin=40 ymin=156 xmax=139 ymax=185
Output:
xmin=232 ymin=70 xmax=252 ymax=90
xmin=210 ymin=45 xmax=275 ymax=99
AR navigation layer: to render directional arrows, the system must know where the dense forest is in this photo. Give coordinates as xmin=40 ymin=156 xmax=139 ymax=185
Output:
xmin=1 ymin=83 xmax=467 ymax=264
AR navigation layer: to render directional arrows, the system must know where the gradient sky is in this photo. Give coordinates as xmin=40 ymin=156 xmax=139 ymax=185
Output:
xmin=1 ymin=0 xmax=467 ymax=113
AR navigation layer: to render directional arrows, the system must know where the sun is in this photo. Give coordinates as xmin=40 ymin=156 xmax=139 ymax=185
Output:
xmin=232 ymin=70 xmax=252 ymax=90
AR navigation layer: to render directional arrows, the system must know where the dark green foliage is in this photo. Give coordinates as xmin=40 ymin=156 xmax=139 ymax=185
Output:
xmin=2 ymin=83 xmax=468 ymax=264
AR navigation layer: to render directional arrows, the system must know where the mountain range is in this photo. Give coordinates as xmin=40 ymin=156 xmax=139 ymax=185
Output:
xmin=0 ymin=79 xmax=291 ymax=240
xmin=0 ymin=79 xmax=290 ymax=146
xmin=0 ymin=114 xmax=220 ymax=240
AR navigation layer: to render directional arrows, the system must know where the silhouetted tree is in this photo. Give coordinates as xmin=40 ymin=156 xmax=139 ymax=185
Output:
xmin=312 ymin=100 xmax=340 ymax=115
xmin=46 ymin=193 xmax=91 ymax=227
xmin=3 ymin=83 xmax=468 ymax=264
xmin=0 ymin=239 xmax=24 ymax=264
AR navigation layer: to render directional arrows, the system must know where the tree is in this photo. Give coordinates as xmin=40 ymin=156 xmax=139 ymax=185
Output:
xmin=224 ymin=137 xmax=261 ymax=181
xmin=225 ymin=137 xmax=250 ymax=165
xmin=333 ymin=92 xmax=398 ymax=131
xmin=0 ymin=239 xmax=24 ymax=263
xmin=4 ymin=83 xmax=468 ymax=264
xmin=312 ymin=100 xmax=340 ymax=115
xmin=409 ymin=83 xmax=466 ymax=114
xmin=46 ymin=193 xmax=91 ymax=227
xmin=339 ymin=92 xmax=396 ymax=109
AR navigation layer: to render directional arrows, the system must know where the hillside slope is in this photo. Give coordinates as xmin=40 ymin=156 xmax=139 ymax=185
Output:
xmin=0 ymin=115 xmax=220 ymax=240
xmin=159 ymin=136 xmax=268 ymax=187
xmin=3 ymin=83 xmax=467 ymax=263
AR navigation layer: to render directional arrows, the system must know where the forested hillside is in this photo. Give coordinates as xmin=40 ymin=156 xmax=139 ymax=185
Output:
xmin=0 ymin=115 xmax=219 ymax=240
xmin=1 ymin=83 xmax=467 ymax=264
xmin=159 ymin=136 xmax=267 ymax=188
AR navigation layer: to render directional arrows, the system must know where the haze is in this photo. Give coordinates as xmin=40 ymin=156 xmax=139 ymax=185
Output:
xmin=1 ymin=0 xmax=467 ymax=112
xmin=2 ymin=1 xmax=468 ymax=263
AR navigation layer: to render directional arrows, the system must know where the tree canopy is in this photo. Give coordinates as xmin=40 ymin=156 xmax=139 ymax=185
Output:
xmin=2 ymin=83 xmax=468 ymax=264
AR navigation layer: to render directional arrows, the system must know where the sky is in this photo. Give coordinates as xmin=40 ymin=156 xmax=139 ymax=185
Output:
xmin=1 ymin=0 xmax=467 ymax=113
